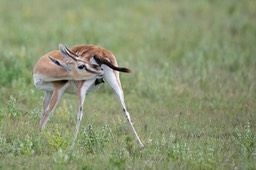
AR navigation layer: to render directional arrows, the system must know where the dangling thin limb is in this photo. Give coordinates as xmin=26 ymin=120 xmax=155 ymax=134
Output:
xmin=40 ymin=91 xmax=53 ymax=125
xmin=39 ymin=81 xmax=69 ymax=130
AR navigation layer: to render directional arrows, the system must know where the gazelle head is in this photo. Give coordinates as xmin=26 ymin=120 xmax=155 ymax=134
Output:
xmin=49 ymin=44 xmax=104 ymax=80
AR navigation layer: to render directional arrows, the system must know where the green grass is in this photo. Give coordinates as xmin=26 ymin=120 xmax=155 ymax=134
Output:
xmin=0 ymin=0 xmax=256 ymax=169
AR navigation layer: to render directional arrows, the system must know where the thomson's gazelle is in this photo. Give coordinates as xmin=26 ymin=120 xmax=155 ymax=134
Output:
xmin=33 ymin=44 xmax=144 ymax=148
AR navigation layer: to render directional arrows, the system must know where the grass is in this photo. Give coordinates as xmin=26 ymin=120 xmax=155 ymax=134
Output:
xmin=0 ymin=0 xmax=256 ymax=169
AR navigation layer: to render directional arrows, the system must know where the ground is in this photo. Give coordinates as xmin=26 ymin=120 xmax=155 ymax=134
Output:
xmin=0 ymin=0 xmax=255 ymax=169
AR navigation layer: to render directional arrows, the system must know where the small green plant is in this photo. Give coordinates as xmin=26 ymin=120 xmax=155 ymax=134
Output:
xmin=6 ymin=95 xmax=20 ymax=118
xmin=83 ymin=124 xmax=98 ymax=154
xmin=19 ymin=135 xmax=34 ymax=155
xmin=164 ymin=134 xmax=216 ymax=169
xmin=0 ymin=134 xmax=12 ymax=157
xmin=109 ymin=148 xmax=129 ymax=169
xmin=53 ymin=149 xmax=70 ymax=164
xmin=43 ymin=128 xmax=69 ymax=151
xmin=125 ymin=136 xmax=133 ymax=154
xmin=80 ymin=124 xmax=113 ymax=154
xmin=0 ymin=108 xmax=6 ymax=120
xmin=166 ymin=140 xmax=190 ymax=161
xmin=6 ymin=135 xmax=35 ymax=156
xmin=233 ymin=121 xmax=255 ymax=159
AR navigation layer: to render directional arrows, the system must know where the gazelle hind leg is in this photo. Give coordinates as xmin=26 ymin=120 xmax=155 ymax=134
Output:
xmin=103 ymin=68 xmax=144 ymax=148
xmin=39 ymin=81 xmax=69 ymax=129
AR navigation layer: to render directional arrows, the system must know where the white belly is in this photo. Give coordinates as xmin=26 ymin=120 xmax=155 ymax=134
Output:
xmin=33 ymin=74 xmax=78 ymax=94
xmin=33 ymin=74 xmax=103 ymax=95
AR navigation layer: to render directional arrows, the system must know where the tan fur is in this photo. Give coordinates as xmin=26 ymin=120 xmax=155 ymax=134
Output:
xmin=33 ymin=50 xmax=95 ymax=81
xmin=71 ymin=45 xmax=116 ymax=64
xmin=33 ymin=45 xmax=123 ymax=81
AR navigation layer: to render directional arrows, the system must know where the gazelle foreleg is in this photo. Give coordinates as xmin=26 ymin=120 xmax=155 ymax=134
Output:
xmin=103 ymin=68 xmax=144 ymax=148
xmin=75 ymin=79 xmax=95 ymax=138
xmin=40 ymin=91 xmax=53 ymax=125
xmin=39 ymin=81 xmax=69 ymax=129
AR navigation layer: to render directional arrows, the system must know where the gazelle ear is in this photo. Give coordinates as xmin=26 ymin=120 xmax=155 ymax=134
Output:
xmin=59 ymin=44 xmax=78 ymax=61
xmin=49 ymin=56 xmax=71 ymax=72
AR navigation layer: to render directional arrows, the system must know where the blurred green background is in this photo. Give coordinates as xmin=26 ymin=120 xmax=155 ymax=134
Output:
xmin=0 ymin=0 xmax=255 ymax=169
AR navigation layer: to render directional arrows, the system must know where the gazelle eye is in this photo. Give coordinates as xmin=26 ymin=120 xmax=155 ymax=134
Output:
xmin=78 ymin=65 xmax=85 ymax=70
